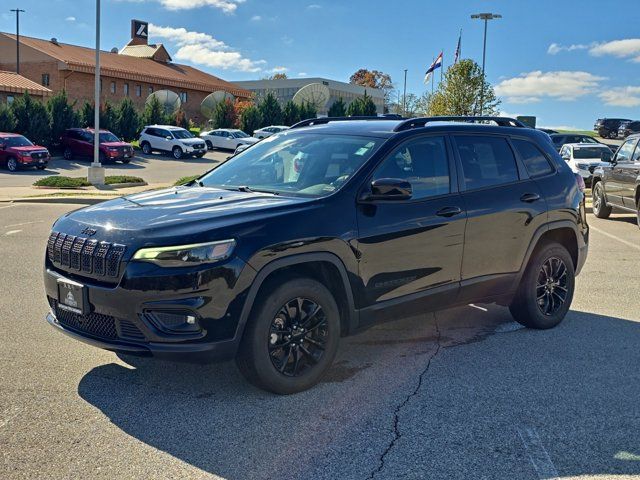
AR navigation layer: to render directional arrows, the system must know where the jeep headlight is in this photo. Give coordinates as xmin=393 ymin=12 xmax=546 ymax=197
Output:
xmin=133 ymin=239 xmax=236 ymax=267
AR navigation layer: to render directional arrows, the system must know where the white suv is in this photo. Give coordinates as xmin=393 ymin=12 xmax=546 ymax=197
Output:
xmin=559 ymin=143 xmax=613 ymax=185
xmin=139 ymin=125 xmax=207 ymax=159
xmin=200 ymin=129 xmax=259 ymax=151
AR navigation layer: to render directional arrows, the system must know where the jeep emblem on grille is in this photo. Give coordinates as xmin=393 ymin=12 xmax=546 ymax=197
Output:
xmin=81 ymin=227 xmax=97 ymax=236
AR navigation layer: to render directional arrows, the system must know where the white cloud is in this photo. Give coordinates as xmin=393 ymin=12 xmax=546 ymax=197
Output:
xmin=547 ymin=42 xmax=589 ymax=55
xmin=298 ymin=72 xmax=308 ymax=77
xmin=599 ymin=86 xmax=640 ymax=107
xmin=307 ymin=4 xmax=322 ymax=9
xmin=269 ymin=66 xmax=288 ymax=73
xmin=65 ymin=16 xmax=76 ymax=22
xmin=495 ymin=71 xmax=605 ymax=103
xmin=250 ymin=15 xmax=262 ymax=21
xmin=149 ymin=24 xmax=265 ymax=72
xmin=119 ymin=0 xmax=244 ymax=13
xmin=590 ymin=39 xmax=640 ymax=62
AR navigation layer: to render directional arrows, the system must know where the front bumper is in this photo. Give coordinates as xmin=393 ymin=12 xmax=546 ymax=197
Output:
xmin=44 ymin=256 xmax=255 ymax=362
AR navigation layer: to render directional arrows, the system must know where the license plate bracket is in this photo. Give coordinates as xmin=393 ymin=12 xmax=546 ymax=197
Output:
xmin=57 ymin=278 xmax=88 ymax=315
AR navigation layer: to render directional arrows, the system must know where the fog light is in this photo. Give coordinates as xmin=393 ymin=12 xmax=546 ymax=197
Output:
xmin=145 ymin=311 xmax=201 ymax=334
xmin=186 ymin=315 xmax=196 ymax=325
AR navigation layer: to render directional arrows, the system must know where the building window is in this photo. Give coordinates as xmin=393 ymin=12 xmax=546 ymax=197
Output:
xmin=136 ymin=85 xmax=141 ymax=97
xmin=110 ymin=81 xmax=116 ymax=94
xmin=124 ymin=83 xmax=129 ymax=96
xmin=41 ymin=73 xmax=50 ymax=87
xmin=148 ymin=86 xmax=154 ymax=95
xmin=180 ymin=92 xmax=188 ymax=103
xmin=7 ymin=95 xmax=14 ymax=105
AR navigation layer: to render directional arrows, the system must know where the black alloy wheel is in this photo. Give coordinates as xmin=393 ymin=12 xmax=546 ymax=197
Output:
xmin=268 ymin=297 xmax=328 ymax=377
xmin=536 ymin=257 xmax=569 ymax=316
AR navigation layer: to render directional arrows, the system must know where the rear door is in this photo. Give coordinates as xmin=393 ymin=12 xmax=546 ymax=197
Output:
xmin=608 ymin=138 xmax=638 ymax=206
xmin=78 ymin=131 xmax=93 ymax=157
xmin=622 ymin=141 xmax=640 ymax=209
xmin=453 ymin=134 xmax=548 ymax=301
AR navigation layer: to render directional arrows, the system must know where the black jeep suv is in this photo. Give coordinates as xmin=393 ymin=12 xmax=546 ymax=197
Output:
xmin=44 ymin=116 xmax=589 ymax=394
xmin=594 ymin=118 xmax=631 ymax=139
xmin=592 ymin=133 xmax=640 ymax=225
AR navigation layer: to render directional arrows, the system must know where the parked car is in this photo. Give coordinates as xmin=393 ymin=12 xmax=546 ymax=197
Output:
xmin=594 ymin=118 xmax=631 ymax=139
xmin=139 ymin=125 xmax=207 ymax=159
xmin=43 ymin=116 xmax=588 ymax=394
xmin=559 ymin=143 xmax=613 ymax=185
xmin=200 ymin=129 xmax=259 ymax=151
xmin=61 ymin=128 xmax=134 ymax=164
xmin=549 ymin=133 xmax=606 ymax=152
xmin=537 ymin=128 xmax=558 ymax=134
xmin=0 ymin=133 xmax=50 ymax=172
xmin=253 ymin=125 xmax=290 ymax=139
xmin=617 ymin=120 xmax=640 ymax=138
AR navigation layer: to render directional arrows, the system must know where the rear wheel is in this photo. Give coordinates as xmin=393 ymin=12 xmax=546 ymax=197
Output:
xmin=510 ymin=243 xmax=575 ymax=330
xmin=609 ymin=130 xmax=618 ymax=139
xmin=63 ymin=147 xmax=73 ymax=160
xmin=36 ymin=165 xmax=46 ymax=170
xmin=236 ymin=277 xmax=341 ymax=394
xmin=6 ymin=157 xmax=18 ymax=172
xmin=592 ymin=181 xmax=612 ymax=219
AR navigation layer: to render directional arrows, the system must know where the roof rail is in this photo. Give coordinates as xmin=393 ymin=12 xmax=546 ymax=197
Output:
xmin=290 ymin=116 xmax=403 ymax=129
xmin=393 ymin=116 xmax=527 ymax=132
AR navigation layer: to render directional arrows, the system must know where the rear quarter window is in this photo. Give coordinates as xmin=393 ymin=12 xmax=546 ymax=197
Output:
xmin=512 ymin=139 xmax=554 ymax=177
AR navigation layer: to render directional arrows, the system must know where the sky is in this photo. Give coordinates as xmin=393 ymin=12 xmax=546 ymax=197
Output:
xmin=1 ymin=0 xmax=639 ymax=130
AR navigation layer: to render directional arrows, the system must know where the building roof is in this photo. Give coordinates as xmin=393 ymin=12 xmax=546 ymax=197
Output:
xmin=234 ymin=77 xmax=385 ymax=99
xmin=119 ymin=43 xmax=172 ymax=62
xmin=0 ymin=70 xmax=52 ymax=96
xmin=0 ymin=33 xmax=250 ymax=98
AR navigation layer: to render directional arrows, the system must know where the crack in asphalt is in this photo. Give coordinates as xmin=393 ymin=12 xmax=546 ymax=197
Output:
xmin=366 ymin=314 xmax=442 ymax=480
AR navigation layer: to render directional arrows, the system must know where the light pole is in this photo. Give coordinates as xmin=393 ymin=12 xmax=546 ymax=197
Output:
xmin=10 ymin=8 xmax=25 ymax=75
xmin=471 ymin=12 xmax=501 ymax=115
xmin=88 ymin=0 xmax=105 ymax=185
xmin=402 ymin=69 xmax=407 ymax=117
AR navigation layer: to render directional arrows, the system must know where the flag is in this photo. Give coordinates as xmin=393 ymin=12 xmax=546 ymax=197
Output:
xmin=454 ymin=30 xmax=462 ymax=64
xmin=424 ymin=52 xmax=443 ymax=84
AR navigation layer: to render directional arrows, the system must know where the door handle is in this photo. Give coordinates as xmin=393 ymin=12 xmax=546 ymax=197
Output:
xmin=520 ymin=193 xmax=541 ymax=203
xmin=436 ymin=206 xmax=462 ymax=217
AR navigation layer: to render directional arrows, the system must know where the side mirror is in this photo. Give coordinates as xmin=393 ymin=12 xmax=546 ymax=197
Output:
xmin=362 ymin=178 xmax=412 ymax=201
xmin=166 ymin=135 xmax=173 ymax=140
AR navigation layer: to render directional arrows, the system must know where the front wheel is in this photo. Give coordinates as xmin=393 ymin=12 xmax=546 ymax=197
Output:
xmin=205 ymin=140 xmax=213 ymax=150
xmin=592 ymin=181 xmax=612 ymax=219
xmin=37 ymin=165 xmax=46 ymax=170
xmin=195 ymin=152 xmax=206 ymax=158
xmin=172 ymin=146 xmax=183 ymax=159
xmin=121 ymin=158 xmax=131 ymax=164
xmin=63 ymin=147 xmax=73 ymax=160
xmin=6 ymin=157 xmax=18 ymax=172
xmin=141 ymin=142 xmax=152 ymax=155
xmin=609 ymin=130 xmax=618 ymax=139
xmin=510 ymin=243 xmax=575 ymax=330
xmin=236 ymin=277 xmax=341 ymax=394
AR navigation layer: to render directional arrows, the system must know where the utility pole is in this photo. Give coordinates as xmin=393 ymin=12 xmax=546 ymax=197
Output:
xmin=88 ymin=0 xmax=105 ymax=185
xmin=402 ymin=69 xmax=407 ymax=117
xmin=471 ymin=12 xmax=501 ymax=115
xmin=10 ymin=8 xmax=25 ymax=75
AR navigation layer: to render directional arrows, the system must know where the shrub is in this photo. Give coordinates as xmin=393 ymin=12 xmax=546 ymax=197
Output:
xmin=257 ymin=92 xmax=282 ymax=127
xmin=174 ymin=175 xmax=200 ymax=186
xmin=11 ymin=92 xmax=51 ymax=146
xmin=104 ymin=175 xmax=144 ymax=185
xmin=0 ymin=102 xmax=16 ymax=132
xmin=116 ymin=98 xmax=140 ymax=141
xmin=240 ymin=104 xmax=262 ymax=135
xmin=328 ymin=97 xmax=347 ymax=117
xmin=47 ymin=91 xmax=78 ymax=146
xmin=175 ymin=109 xmax=190 ymax=130
xmin=33 ymin=176 xmax=91 ymax=188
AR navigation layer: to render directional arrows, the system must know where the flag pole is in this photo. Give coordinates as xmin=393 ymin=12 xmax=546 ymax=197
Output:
xmin=431 ymin=57 xmax=434 ymax=94
xmin=441 ymin=49 xmax=444 ymax=84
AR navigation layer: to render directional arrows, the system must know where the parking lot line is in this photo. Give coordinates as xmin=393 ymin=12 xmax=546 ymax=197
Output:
xmin=4 ymin=230 xmax=22 ymax=236
xmin=590 ymin=225 xmax=640 ymax=251
xmin=3 ymin=221 xmax=43 ymax=228
xmin=517 ymin=426 xmax=559 ymax=479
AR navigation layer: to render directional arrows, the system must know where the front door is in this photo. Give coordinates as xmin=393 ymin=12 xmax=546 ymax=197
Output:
xmin=356 ymin=135 xmax=466 ymax=323
xmin=621 ymin=142 xmax=640 ymax=209
xmin=609 ymin=138 xmax=638 ymax=206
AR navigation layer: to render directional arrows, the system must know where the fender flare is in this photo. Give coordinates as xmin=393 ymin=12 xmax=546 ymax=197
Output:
xmin=234 ymin=252 xmax=358 ymax=341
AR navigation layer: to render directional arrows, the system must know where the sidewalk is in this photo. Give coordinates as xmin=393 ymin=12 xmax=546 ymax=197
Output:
xmin=0 ymin=183 xmax=170 ymax=204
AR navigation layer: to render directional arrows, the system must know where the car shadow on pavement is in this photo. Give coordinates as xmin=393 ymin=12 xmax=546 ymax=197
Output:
xmin=77 ymin=308 xmax=640 ymax=480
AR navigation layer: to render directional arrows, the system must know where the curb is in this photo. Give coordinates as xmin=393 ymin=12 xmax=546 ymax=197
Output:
xmin=3 ymin=197 xmax=111 ymax=205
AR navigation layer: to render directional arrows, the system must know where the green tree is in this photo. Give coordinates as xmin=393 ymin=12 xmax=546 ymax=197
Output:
xmin=0 ymin=102 xmax=16 ymax=132
xmin=116 ymin=98 xmax=140 ymax=141
xmin=142 ymin=95 xmax=166 ymax=126
xmin=425 ymin=59 xmax=500 ymax=116
xmin=347 ymin=92 xmax=377 ymax=116
xmin=79 ymin=101 xmax=94 ymax=128
xmin=349 ymin=69 xmax=394 ymax=109
xmin=240 ymin=104 xmax=262 ymax=135
xmin=298 ymin=101 xmax=317 ymax=121
xmin=100 ymin=102 xmax=117 ymax=133
xmin=257 ymin=92 xmax=282 ymax=127
xmin=47 ymin=91 xmax=78 ymax=146
xmin=211 ymin=98 xmax=237 ymax=129
xmin=282 ymin=100 xmax=300 ymax=125
xmin=328 ymin=97 xmax=347 ymax=117
xmin=11 ymin=92 xmax=51 ymax=146
xmin=174 ymin=109 xmax=190 ymax=130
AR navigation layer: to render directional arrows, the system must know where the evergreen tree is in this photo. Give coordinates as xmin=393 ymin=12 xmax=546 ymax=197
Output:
xmin=100 ymin=102 xmax=117 ymax=132
xmin=0 ymin=102 xmax=16 ymax=132
xmin=240 ymin=104 xmax=262 ymax=135
xmin=298 ymin=101 xmax=317 ymax=121
xmin=79 ymin=101 xmax=94 ymax=128
xmin=116 ymin=98 xmax=140 ymax=141
xmin=282 ymin=100 xmax=300 ymax=126
xmin=142 ymin=95 xmax=166 ymax=126
xmin=328 ymin=97 xmax=347 ymax=117
xmin=47 ymin=91 xmax=78 ymax=147
xmin=211 ymin=98 xmax=237 ymax=129
xmin=257 ymin=92 xmax=283 ymax=127
xmin=347 ymin=92 xmax=377 ymax=117
xmin=11 ymin=92 xmax=51 ymax=146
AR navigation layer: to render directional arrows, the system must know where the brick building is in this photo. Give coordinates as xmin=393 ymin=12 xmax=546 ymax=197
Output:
xmin=0 ymin=20 xmax=250 ymax=124
xmin=0 ymin=70 xmax=51 ymax=104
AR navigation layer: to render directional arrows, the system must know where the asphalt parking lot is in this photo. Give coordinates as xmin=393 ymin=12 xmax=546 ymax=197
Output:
xmin=1 ymin=202 xmax=639 ymax=479
xmin=0 ymin=149 xmax=230 ymax=188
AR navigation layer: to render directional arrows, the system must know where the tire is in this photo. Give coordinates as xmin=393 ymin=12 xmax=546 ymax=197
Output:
xmin=195 ymin=152 xmax=206 ymax=158
xmin=121 ymin=158 xmax=130 ymax=164
xmin=509 ymin=242 xmax=575 ymax=330
xmin=6 ymin=157 xmax=18 ymax=172
xmin=141 ymin=142 xmax=152 ymax=155
xmin=172 ymin=146 xmax=183 ymax=159
xmin=636 ymin=200 xmax=640 ymax=229
xmin=99 ymin=152 xmax=107 ymax=164
xmin=206 ymin=140 xmax=213 ymax=150
xmin=592 ymin=181 xmax=612 ymax=219
xmin=37 ymin=165 xmax=46 ymax=170
xmin=609 ymin=130 xmax=618 ymax=139
xmin=236 ymin=277 xmax=341 ymax=394
xmin=63 ymin=147 xmax=73 ymax=160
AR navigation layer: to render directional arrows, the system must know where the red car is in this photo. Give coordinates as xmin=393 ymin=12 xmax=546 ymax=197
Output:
xmin=0 ymin=133 xmax=50 ymax=172
xmin=61 ymin=128 xmax=134 ymax=164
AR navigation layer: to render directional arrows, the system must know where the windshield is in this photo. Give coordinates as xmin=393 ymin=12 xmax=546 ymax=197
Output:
xmin=3 ymin=136 xmax=33 ymax=147
xmin=574 ymin=147 xmax=613 ymax=161
xmin=99 ymin=132 xmax=120 ymax=143
xmin=172 ymin=129 xmax=194 ymax=139
xmin=231 ymin=131 xmax=250 ymax=138
xmin=199 ymin=132 xmax=384 ymax=197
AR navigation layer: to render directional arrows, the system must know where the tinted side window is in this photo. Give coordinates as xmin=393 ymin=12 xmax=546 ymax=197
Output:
xmin=373 ymin=136 xmax=450 ymax=200
xmin=455 ymin=136 xmax=519 ymax=190
xmin=615 ymin=139 xmax=637 ymax=163
xmin=512 ymin=139 xmax=554 ymax=177
xmin=551 ymin=136 xmax=565 ymax=146
xmin=145 ymin=128 xmax=157 ymax=137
